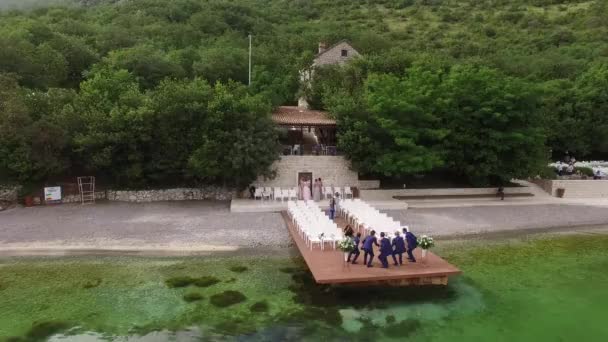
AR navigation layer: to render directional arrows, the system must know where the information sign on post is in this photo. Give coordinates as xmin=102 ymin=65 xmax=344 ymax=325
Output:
xmin=44 ymin=186 xmax=62 ymax=204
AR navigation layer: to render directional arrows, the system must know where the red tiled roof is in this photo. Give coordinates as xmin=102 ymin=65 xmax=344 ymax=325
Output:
xmin=272 ymin=106 xmax=336 ymax=126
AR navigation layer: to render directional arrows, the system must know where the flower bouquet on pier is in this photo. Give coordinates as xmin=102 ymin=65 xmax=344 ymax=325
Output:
xmin=418 ymin=235 xmax=435 ymax=262
xmin=337 ymin=237 xmax=356 ymax=262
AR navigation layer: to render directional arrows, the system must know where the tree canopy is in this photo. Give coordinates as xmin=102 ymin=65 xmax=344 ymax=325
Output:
xmin=1 ymin=0 xmax=607 ymax=187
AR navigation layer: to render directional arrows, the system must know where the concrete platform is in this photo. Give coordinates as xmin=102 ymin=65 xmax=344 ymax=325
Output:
xmin=281 ymin=212 xmax=461 ymax=286
xmin=230 ymin=199 xmax=407 ymax=213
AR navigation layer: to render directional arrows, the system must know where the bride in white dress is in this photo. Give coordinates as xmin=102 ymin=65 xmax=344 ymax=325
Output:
xmin=301 ymin=178 xmax=312 ymax=201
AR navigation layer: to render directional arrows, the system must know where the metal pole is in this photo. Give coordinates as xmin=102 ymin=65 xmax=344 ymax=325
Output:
xmin=248 ymin=34 xmax=252 ymax=86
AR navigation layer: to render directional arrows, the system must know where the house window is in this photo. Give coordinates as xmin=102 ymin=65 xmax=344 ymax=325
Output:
xmin=341 ymin=49 xmax=348 ymax=57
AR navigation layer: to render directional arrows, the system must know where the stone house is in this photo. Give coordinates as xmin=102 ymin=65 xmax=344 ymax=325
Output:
xmin=298 ymin=41 xmax=360 ymax=108
xmin=253 ymin=41 xmax=366 ymax=193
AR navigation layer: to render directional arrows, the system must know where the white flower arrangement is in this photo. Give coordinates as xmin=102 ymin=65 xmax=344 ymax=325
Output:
xmin=418 ymin=235 xmax=435 ymax=250
xmin=337 ymin=237 xmax=356 ymax=253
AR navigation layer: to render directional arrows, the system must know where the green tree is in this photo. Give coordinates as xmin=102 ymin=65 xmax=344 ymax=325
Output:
xmin=188 ymin=82 xmax=279 ymax=188
xmin=72 ymin=68 xmax=153 ymax=186
xmin=439 ymin=65 xmax=547 ymax=185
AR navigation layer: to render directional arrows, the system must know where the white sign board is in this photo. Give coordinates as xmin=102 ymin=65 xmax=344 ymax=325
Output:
xmin=44 ymin=186 xmax=62 ymax=202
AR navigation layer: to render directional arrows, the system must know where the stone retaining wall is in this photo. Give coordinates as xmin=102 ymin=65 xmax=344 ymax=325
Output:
xmin=360 ymin=187 xmax=531 ymax=201
xmin=358 ymin=180 xmax=380 ymax=190
xmin=253 ymin=155 xmax=359 ymax=188
xmin=106 ymin=186 xmax=235 ymax=202
xmin=533 ymin=179 xmax=608 ymax=198
xmin=0 ymin=185 xmax=20 ymax=203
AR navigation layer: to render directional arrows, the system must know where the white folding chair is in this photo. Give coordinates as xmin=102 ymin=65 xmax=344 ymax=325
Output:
xmin=274 ymin=187 xmax=282 ymax=201
xmin=344 ymin=186 xmax=353 ymax=199
xmin=254 ymin=188 xmax=263 ymax=200
xmin=281 ymin=189 xmax=290 ymax=201
xmin=324 ymin=186 xmax=333 ymax=199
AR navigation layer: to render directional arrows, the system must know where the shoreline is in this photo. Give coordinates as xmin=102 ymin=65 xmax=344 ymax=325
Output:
xmin=1 ymin=224 xmax=606 ymax=258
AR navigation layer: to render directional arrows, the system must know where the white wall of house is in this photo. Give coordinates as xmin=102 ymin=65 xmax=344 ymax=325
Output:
xmin=313 ymin=41 xmax=360 ymax=67
xmin=253 ymin=155 xmax=359 ymax=188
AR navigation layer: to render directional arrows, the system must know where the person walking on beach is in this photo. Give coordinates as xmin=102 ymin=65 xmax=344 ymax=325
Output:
xmin=378 ymin=232 xmax=392 ymax=269
xmin=362 ymin=230 xmax=379 ymax=268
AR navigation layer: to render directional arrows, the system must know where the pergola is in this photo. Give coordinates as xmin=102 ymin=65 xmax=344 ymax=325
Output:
xmin=271 ymin=106 xmax=337 ymax=155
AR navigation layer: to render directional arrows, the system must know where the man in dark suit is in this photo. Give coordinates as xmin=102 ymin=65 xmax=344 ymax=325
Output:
xmin=362 ymin=230 xmax=379 ymax=268
xmin=378 ymin=232 xmax=392 ymax=268
xmin=391 ymin=231 xmax=406 ymax=266
xmin=403 ymin=227 xmax=418 ymax=262
xmin=348 ymin=232 xmax=362 ymax=264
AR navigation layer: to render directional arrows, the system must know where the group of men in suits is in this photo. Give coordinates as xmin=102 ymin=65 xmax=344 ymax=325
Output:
xmin=347 ymin=227 xmax=418 ymax=268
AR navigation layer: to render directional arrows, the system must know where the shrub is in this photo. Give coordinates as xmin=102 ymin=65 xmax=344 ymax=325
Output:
xmin=575 ymin=166 xmax=594 ymax=177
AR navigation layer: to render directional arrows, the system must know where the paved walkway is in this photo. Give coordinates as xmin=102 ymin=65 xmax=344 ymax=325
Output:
xmin=386 ymin=203 xmax=608 ymax=237
xmin=2 ymin=200 xmax=608 ymax=254
xmin=0 ymin=201 xmax=289 ymax=253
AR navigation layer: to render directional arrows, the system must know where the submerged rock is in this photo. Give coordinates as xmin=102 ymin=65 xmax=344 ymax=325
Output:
xmin=83 ymin=278 xmax=102 ymax=289
xmin=194 ymin=276 xmax=220 ymax=288
xmin=7 ymin=321 xmax=72 ymax=342
xmin=165 ymin=276 xmax=196 ymax=288
xmin=165 ymin=276 xmax=220 ymax=288
xmin=210 ymin=290 xmax=247 ymax=307
xmin=228 ymin=265 xmax=248 ymax=273
xmin=183 ymin=293 xmax=204 ymax=303
xmin=250 ymin=301 xmax=269 ymax=313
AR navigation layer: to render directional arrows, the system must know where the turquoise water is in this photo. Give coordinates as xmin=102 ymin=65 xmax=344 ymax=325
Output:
xmin=1 ymin=234 xmax=607 ymax=341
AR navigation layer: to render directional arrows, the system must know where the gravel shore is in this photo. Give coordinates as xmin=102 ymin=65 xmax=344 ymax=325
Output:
xmin=2 ymin=201 xmax=608 ymax=253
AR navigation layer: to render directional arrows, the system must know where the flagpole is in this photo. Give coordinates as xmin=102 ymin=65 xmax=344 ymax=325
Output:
xmin=248 ymin=34 xmax=252 ymax=86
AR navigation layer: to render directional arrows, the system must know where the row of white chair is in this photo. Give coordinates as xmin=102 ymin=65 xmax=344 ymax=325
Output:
xmin=340 ymin=199 xmax=403 ymax=239
xmin=254 ymin=187 xmax=297 ymax=201
xmin=254 ymin=186 xmax=354 ymax=201
xmin=287 ymin=200 xmax=343 ymax=250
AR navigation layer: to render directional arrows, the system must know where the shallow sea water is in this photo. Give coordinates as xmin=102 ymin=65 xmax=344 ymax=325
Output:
xmin=1 ymin=234 xmax=607 ymax=341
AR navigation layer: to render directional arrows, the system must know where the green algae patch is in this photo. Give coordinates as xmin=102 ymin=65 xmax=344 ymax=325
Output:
xmin=183 ymin=293 xmax=204 ymax=303
xmin=165 ymin=276 xmax=196 ymax=288
xmin=193 ymin=276 xmax=220 ymax=288
xmin=83 ymin=278 xmax=102 ymax=289
xmin=210 ymin=290 xmax=247 ymax=308
xmin=385 ymin=319 xmax=422 ymax=338
xmin=228 ymin=265 xmax=248 ymax=273
xmin=165 ymin=275 xmax=220 ymax=288
xmin=249 ymin=300 xmax=269 ymax=313
xmin=7 ymin=321 xmax=72 ymax=342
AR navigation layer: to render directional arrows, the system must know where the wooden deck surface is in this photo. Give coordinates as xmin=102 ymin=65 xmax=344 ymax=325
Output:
xmin=281 ymin=212 xmax=461 ymax=285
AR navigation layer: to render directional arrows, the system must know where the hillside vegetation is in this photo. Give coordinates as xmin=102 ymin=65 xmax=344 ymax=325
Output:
xmin=0 ymin=0 xmax=607 ymax=187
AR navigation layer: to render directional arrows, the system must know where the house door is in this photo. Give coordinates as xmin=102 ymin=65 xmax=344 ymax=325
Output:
xmin=297 ymin=172 xmax=313 ymax=200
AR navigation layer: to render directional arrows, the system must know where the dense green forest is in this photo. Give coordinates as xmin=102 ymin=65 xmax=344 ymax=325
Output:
xmin=0 ymin=0 xmax=607 ymax=187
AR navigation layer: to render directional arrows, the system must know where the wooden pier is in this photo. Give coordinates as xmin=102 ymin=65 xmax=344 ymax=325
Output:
xmin=281 ymin=212 xmax=461 ymax=286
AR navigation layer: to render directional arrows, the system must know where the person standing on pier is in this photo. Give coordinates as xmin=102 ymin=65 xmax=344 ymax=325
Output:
xmin=362 ymin=230 xmax=379 ymax=268
xmin=403 ymin=227 xmax=418 ymax=263
xmin=392 ymin=231 xmax=406 ymax=266
xmin=378 ymin=232 xmax=392 ymax=268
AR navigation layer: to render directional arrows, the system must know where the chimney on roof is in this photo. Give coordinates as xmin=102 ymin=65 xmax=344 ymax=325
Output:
xmin=318 ymin=42 xmax=327 ymax=54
